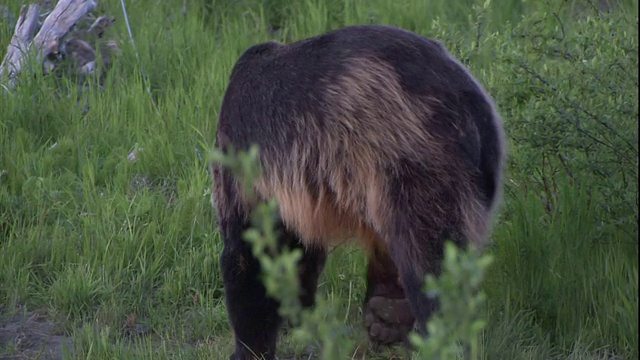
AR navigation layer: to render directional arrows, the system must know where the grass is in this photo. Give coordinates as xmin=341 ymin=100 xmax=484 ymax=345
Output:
xmin=0 ymin=0 xmax=637 ymax=359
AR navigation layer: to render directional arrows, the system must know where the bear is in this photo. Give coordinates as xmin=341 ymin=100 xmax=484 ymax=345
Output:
xmin=210 ymin=24 xmax=506 ymax=360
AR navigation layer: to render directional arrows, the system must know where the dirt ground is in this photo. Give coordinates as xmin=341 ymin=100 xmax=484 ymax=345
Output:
xmin=0 ymin=311 xmax=72 ymax=360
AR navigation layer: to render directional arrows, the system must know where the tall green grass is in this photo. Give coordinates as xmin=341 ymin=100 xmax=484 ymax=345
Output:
xmin=484 ymin=176 xmax=638 ymax=359
xmin=1 ymin=0 xmax=637 ymax=359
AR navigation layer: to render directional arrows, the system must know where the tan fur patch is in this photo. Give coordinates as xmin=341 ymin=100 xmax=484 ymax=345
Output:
xmin=226 ymin=59 xmax=402 ymax=249
xmin=230 ymin=56 xmax=496 ymax=271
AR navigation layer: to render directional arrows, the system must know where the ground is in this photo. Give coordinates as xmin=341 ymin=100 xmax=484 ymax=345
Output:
xmin=0 ymin=310 xmax=71 ymax=360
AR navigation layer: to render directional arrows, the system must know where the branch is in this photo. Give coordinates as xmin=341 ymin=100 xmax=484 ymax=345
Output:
xmin=0 ymin=0 xmax=98 ymax=88
xmin=0 ymin=4 xmax=40 ymax=85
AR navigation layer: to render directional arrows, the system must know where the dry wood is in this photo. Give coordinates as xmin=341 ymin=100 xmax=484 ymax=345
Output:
xmin=0 ymin=4 xmax=40 ymax=85
xmin=0 ymin=0 xmax=99 ymax=88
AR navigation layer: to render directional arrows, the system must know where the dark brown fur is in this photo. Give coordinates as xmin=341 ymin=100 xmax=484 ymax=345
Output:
xmin=212 ymin=24 xmax=506 ymax=360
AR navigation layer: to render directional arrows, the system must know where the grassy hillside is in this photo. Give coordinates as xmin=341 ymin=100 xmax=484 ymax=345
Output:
xmin=0 ymin=0 xmax=637 ymax=359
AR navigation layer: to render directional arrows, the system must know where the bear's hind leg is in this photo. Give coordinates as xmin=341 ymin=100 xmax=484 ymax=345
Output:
xmin=279 ymin=225 xmax=328 ymax=327
xmin=219 ymin=209 xmax=281 ymax=360
xmin=380 ymin=164 xmax=463 ymax=340
xmin=218 ymin=191 xmax=327 ymax=359
xmin=364 ymin=248 xmax=416 ymax=348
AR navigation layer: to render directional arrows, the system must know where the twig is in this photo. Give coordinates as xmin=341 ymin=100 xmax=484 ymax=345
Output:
xmin=546 ymin=0 xmax=566 ymax=40
xmin=119 ymin=0 xmax=159 ymax=115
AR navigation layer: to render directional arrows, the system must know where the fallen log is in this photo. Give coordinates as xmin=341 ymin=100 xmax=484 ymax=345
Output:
xmin=0 ymin=0 xmax=117 ymax=88
xmin=0 ymin=4 xmax=41 ymax=86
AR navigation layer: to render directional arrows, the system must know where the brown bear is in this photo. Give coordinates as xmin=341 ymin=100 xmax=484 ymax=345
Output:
xmin=211 ymin=24 xmax=506 ymax=360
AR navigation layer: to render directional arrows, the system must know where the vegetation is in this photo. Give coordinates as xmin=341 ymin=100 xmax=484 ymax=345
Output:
xmin=0 ymin=0 xmax=637 ymax=359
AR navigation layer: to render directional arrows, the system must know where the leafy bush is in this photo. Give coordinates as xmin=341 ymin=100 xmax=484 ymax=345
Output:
xmin=492 ymin=4 xmax=637 ymax=229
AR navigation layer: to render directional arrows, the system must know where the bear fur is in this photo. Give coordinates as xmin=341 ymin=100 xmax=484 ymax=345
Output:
xmin=211 ymin=24 xmax=506 ymax=360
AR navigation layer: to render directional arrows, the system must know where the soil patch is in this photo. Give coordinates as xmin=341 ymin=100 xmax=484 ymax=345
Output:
xmin=0 ymin=312 xmax=72 ymax=360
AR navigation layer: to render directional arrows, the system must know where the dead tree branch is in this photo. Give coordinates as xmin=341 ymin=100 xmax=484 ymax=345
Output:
xmin=0 ymin=4 xmax=41 ymax=85
xmin=0 ymin=0 xmax=109 ymax=88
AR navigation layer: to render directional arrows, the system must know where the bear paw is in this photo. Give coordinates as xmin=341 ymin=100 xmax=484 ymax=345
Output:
xmin=364 ymin=295 xmax=415 ymax=347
